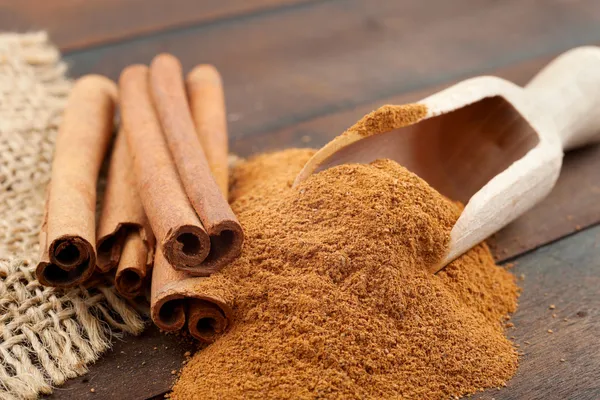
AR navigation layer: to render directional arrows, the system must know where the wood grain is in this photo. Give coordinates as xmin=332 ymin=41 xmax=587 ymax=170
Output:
xmin=0 ymin=0 xmax=313 ymax=51
xmin=478 ymin=224 xmax=600 ymax=400
xmin=48 ymin=39 xmax=600 ymax=400
xmin=23 ymin=0 xmax=600 ymax=398
xmin=62 ymin=0 xmax=600 ymax=142
xmin=228 ymin=53 xmax=560 ymax=156
xmin=46 ymin=326 xmax=197 ymax=400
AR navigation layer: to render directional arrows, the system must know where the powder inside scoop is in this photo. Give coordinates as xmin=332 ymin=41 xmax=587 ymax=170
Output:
xmin=171 ymin=148 xmax=519 ymax=400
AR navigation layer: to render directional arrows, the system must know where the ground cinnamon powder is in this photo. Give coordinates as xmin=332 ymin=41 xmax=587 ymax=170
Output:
xmin=170 ymin=148 xmax=519 ymax=400
xmin=343 ymin=104 xmax=428 ymax=137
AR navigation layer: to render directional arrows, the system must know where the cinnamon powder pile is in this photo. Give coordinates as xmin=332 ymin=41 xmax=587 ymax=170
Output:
xmin=171 ymin=148 xmax=519 ymax=399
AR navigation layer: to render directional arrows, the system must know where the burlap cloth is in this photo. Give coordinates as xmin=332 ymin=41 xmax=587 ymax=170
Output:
xmin=0 ymin=33 xmax=144 ymax=399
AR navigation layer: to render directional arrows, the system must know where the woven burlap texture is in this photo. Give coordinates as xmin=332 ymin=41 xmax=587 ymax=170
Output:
xmin=0 ymin=32 xmax=144 ymax=400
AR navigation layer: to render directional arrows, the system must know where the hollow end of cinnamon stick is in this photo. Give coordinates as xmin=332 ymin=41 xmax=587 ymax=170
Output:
xmin=37 ymin=236 xmax=96 ymax=287
xmin=163 ymin=225 xmax=212 ymax=274
xmin=153 ymin=296 xmax=187 ymax=332
xmin=151 ymin=247 xmax=235 ymax=341
xmin=116 ymin=269 xmax=143 ymax=295
xmin=187 ymin=299 xmax=230 ymax=343
xmin=201 ymin=221 xmax=245 ymax=273
xmin=152 ymin=294 xmax=232 ymax=342
xmin=115 ymin=229 xmax=151 ymax=298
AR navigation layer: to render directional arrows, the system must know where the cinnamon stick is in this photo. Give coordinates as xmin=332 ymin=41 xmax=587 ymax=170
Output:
xmin=119 ymin=65 xmax=211 ymax=270
xmin=186 ymin=64 xmax=229 ymax=195
xmin=149 ymin=54 xmax=244 ymax=275
xmin=115 ymin=229 xmax=151 ymax=298
xmin=150 ymin=248 xmax=234 ymax=343
xmin=150 ymin=61 xmax=237 ymax=340
xmin=37 ymin=75 xmax=117 ymax=287
xmin=97 ymin=128 xmax=155 ymax=297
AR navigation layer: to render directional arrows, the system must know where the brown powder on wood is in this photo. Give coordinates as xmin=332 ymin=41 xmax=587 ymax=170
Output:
xmin=171 ymin=148 xmax=519 ymax=400
xmin=343 ymin=104 xmax=428 ymax=137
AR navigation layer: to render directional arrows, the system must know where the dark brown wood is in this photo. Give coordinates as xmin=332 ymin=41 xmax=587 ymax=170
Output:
xmin=52 ymin=41 xmax=600 ymax=400
xmin=490 ymin=143 xmax=600 ymax=263
xmin=228 ymin=53 xmax=561 ymax=156
xmin=477 ymin=224 xmax=600 ymax=400
xmin=25 ymin=0 xmax=600 ymax=398
xmin=0 ymin=0 xmax=313 ymax=51
xmin=46 ymin=325 xmax=197 ymax=400
xmin=62 ymin=0 xmax=600 ymax=142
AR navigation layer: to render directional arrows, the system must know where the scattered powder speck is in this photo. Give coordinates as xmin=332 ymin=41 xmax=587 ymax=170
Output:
xmin=171 ymin=148 xmax=519 ymax=400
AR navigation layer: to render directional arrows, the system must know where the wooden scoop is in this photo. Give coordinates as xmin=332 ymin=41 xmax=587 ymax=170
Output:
xmin=294 ymin=46 xmax=600 ymax=272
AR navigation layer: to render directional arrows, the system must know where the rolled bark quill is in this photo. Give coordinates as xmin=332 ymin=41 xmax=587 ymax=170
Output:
xmin=151 ymin=62 xmax=236 ymax=341
xmin=116 ymin=230 xmax=152 ymax=298
xmin=151 ymin=248 xmax=234 ymax=343
xmin=186 ymin=64 xmax=229 ymax=195
xmin=37 ymin=75 xmax=117 ymax=288
xmin=150 ymin=54 xmax=244 ymax=276
xmin=119 ymin=65 xmax=211 ymax=270
xmin=96 ymin=128 xmax=155 ymax=298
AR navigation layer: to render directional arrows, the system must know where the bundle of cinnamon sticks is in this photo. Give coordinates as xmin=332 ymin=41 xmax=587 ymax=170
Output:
xmin=36 ymin=54 xmax=243 ymax=342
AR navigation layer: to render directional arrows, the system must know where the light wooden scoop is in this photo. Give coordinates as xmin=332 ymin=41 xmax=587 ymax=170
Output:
xmin=293 ymin=46 xmax=600 ymax=272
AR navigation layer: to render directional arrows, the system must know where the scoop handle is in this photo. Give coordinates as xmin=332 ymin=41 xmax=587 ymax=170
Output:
xmin=525 ymin=46 xmax=600 ymax=151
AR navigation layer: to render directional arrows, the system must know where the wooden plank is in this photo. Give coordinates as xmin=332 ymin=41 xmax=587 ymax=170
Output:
xmin=37 ymin=1 xmax=600 ymax=397
xmin=228 ymin=53 xmax=562 ymax=155
xmin=48 ymin=41 xmax=600 ymax=400
xmin=46 ymin=326 xmax=197 ymax=400
xmin=0 ymin=0 xmax=313 ymax=51
xmin=477 ymin=224 xmax=600 ymax=400
xmin=62 ymin=0 xmax=600 ymax=142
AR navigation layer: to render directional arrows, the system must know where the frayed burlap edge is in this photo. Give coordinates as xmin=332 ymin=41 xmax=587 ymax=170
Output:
xmin=0 ymin=32 xmax=144 ymax=400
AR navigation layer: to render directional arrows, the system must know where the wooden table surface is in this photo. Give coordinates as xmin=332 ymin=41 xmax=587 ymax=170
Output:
xmin=2 ymin=1 xmax=600 ymax=399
